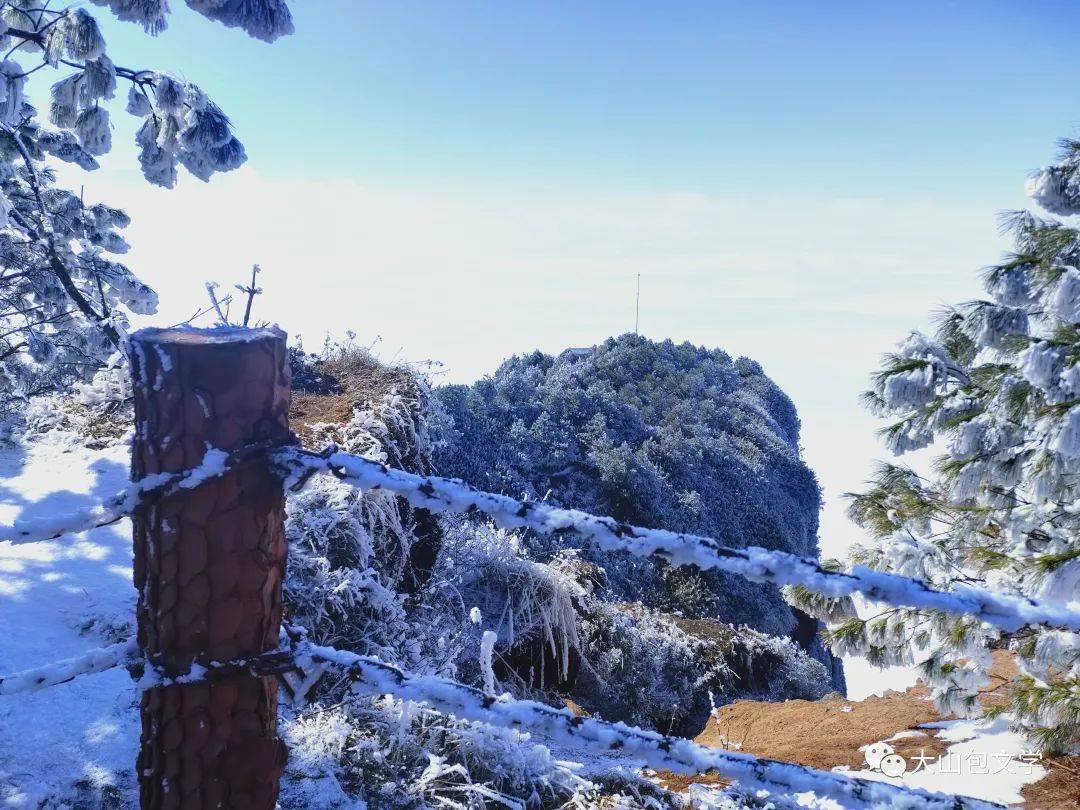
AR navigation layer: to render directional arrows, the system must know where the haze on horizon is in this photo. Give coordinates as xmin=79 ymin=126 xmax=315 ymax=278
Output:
xmin=58 ymin=1 xmax=1080 ymax=569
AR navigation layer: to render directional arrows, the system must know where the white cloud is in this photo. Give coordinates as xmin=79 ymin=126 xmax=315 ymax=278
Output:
xmin=59 ymin=163 xmax=1013 ymax=558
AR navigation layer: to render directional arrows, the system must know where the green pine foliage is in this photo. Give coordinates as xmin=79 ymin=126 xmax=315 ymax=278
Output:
xmin=806 ymin=137 xmax=1080 ymax=754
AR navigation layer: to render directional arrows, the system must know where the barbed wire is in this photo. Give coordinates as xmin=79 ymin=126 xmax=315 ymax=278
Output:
xmin=0 ymin=631 xmax=1005 ymax=810
xmin=3 ymin=439 xmax=1070 ymax=808
xmin=0 ymin=444 xmax=250 ymax=544
xmin=0 ymin=639 xmax=138 ymax=696
xmin=277 ymin=444 xmax=1080 ymax=634
xmin=8 ymin=439 xmax=1078 ymax=630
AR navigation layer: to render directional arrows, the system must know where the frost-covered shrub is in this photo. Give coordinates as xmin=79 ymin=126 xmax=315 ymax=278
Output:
xmin=434 ymin=335 xmax=840 ymax=687
xmin=16 ymin=381 xmax=131 ymax=448
xmin=289 ymin=346 xmax=344 ymax=396
xmin=285 ymin=475 xmax=413 ymax=661
xmin=714 ymin=624 xmax=832 ymax=704
xmin=285 ymin=358 xmax=439 ymax=663
xmin=294 ymin=341 xmax=442 ymax=476
xmin=573 ymin=602 xmax=729 ymax=734
xmin=436 ymin=336 xmax=818 ymax=557
xmin=573 ymin=604 xmax=830 ymax=736
xmin=279 ymin=695 xmax=686 ymax=809
xmin=422 ymin=518 xmax=584 ymax=691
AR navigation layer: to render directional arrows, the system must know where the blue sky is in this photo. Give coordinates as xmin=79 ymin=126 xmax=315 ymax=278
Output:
xmin=46 ymin=1 xmax=1079 ymax=696
xmin=53 ymin=4 xmax=1078 ymax=627
xmin=94 ymin=1 xmax=1080 ymax=194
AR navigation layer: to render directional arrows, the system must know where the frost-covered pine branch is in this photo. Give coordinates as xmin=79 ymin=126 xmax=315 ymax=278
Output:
xmin=0 ymin=0 xmax=292 ymax=412
xmin=813 ymin=138 xmax=1080 ymax=753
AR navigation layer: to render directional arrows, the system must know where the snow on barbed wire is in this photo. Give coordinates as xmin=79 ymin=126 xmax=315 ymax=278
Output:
xmin=10 ymin=437 xmax=1078 ymax=634
xmin=292 ymin=640 xmax=1004 ymax=810
xmin=0 ymin=446 xmax=229 ymax=543
xmin=0 ymin=639 xmax=137 ymax=696
xmin=0 ymin=625 xmax=1004 ymax=808
xmin=276 ymin=445 xmax=1080 ymax=635
xmin=0 ymin=639 xmax=293 ymax=697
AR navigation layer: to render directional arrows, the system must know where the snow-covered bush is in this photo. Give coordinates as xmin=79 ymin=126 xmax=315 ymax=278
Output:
xmin=804 ymin=137 xmax=1080 ymax=753
xmin=295 ymin=340 xmax=441 ymax=474
xmin=573 ymin=602 xmax=730 ymax=734
xmin=279 ymin=696 xmax=690 ymax=810
xmin=434 ymin=335 xmax=842 ymax=689
xmin=422 ymin=518 xmax=585 ymax=691
xmin=285 ymin=474 xmax=414 ymax=661
xmin=0 ymin=1 xmax=292 ymax=415
xmin=285 ymin=351 xmax=438 ymax=663
xmin=573 ymin=603 xmax=831 ymax=736
xmin=435 ymin=336 xmax=818 ymax=558
xmin=16 ymin=355 xmax=132 ymax=447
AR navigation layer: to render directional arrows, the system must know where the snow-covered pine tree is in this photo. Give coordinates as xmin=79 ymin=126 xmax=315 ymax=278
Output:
xmin=0 ymin=1 xmax=293 ymax=409
xmin=792 ymin=137 xmax=1080 ymax=754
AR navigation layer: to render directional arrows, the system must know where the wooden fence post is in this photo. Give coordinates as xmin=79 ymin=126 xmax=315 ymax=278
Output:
xmin=129 ymin=327 xmax=292 ymax=809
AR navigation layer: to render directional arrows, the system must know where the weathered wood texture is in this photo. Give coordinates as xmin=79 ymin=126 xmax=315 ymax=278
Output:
xmin=129 ymin=327 xmax=291 ymax=809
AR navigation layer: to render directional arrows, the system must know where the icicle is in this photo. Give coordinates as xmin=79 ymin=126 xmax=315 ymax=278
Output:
xmin=480 ymin=630 xmax=498 ymax=696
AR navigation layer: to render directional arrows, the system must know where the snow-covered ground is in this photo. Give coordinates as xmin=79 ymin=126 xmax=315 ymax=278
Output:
xmin=843 ymin=658 xmax=919 ymax=701
xmin=836 ymin=716 xmax=1047 ymax=804
xmin=0 ymin=433 xmax=1056 ymax=807
xmin=0 ymin=434 xmax=139 ymax=807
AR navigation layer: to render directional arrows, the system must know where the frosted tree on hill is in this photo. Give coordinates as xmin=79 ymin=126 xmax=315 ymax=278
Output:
xmin=793 ymin=137 xmax=1080 ymax=753
xmin=0 ymin=1 xmax=293 ymax=407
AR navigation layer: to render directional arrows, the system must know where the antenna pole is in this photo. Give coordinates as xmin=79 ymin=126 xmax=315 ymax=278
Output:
xmin=634 ymin=274 xmax=640 ymax=335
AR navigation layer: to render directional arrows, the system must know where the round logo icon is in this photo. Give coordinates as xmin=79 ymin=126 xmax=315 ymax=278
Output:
xmin=879 ymin=753 xmax=908 ymax=778
xmin=862 ymin=741 xmax=894 ymax=770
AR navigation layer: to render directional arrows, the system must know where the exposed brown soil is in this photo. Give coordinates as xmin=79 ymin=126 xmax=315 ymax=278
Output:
xmin=654 ymin=770 xmax=730 ymax=793
xmin=564 ymin=698 xmax=591 ymax=718
xmin=659 ymin=652 xmax=1080 ymax=808
xmin=289 ymin=349 xmax=419 ymax=444
xmin=703 ymin=690 xmax=948 ymax=771
xmin=290 ymin=391 xmax=355 ymax=444
xmin=1022 ymin=756 xmax=1080 ymax=809
xmin=650 ymin=672 xmax=947 ymax=795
